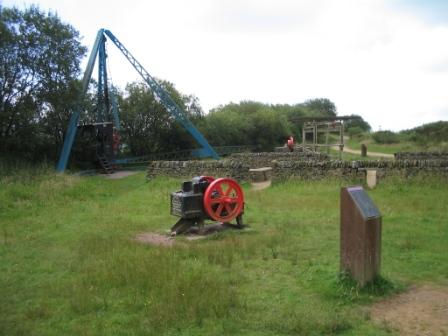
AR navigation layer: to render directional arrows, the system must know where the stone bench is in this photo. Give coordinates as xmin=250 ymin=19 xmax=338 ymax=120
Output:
xmin=249 ymin=167 xmax=272 ymax=182
xmin=249 ymin=167 xmax=272 ymax=190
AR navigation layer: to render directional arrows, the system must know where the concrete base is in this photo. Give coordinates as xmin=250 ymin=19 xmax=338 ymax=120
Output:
xmin=366 ymin=169 xmax=377 ymax=189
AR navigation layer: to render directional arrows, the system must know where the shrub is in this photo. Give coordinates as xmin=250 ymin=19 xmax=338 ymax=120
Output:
xmin=372 ymin=130 xmax=399 ymax=144
xmin=347 ymin=126 xmax=364 ymax=138
xmin=400 ymin=121 xmax=448 ymax=145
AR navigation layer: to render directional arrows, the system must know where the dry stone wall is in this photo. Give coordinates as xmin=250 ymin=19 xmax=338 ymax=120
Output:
xmin=147 ymin=153 xmax=448 ymax=182
xmin=147 ymin=160 xmax=251 ymax=182
xmin=394 ymin=152 xmax=448 ymax=160
xmin=229 ymin=152 xmax=329 ymax=168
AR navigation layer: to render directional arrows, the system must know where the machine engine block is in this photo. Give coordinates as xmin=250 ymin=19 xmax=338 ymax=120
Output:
xmin=170 ymin=176 xmax=244 ymax=235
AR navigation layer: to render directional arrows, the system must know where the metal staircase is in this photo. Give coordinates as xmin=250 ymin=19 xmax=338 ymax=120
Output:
xmin=96 ymin=154 xmax=114 ymax=174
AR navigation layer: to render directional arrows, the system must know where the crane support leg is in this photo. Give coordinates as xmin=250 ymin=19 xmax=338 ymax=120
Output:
xmin=56 ymin=28 xmax=219 ymax=173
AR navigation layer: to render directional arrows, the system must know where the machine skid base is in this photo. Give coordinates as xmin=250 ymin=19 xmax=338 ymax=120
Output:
xmin=170 ymin=215 xmax=244 ymax=236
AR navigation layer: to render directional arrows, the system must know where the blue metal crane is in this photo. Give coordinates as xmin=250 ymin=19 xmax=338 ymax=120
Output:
xmin=56 ymin=28 xmax=219 ymax=172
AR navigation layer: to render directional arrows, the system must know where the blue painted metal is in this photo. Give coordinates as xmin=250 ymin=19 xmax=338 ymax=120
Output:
xmin=56 ymin=30 xmax=105 ymax=172
xmin=97 ymin=34 xmax=107 ymax=123
xmin=99 ymin=33 xmax=120 ymax=129
xmin=103 ymin=29 xmax=219 ymax=160
xmin=57 ymin=28 xmax=219 ymax=173
xmin=110 ymin=86 xmax=120 ymax=130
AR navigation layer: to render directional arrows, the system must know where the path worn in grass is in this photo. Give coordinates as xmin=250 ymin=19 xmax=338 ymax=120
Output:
xmin=332 ymin=145 xmax=395 ymax=158
xmin=371 ymin=285 xmax=448 ymax=335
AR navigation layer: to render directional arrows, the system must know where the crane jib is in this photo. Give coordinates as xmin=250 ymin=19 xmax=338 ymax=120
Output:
xmin=56 ymin=28 xmax=219 ymax=173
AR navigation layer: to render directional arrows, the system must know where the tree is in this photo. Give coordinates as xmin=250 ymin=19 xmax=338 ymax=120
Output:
xmin=250 ymin=107 xmax=291 ymax=151
xmin=0 ymin=6 xmax=86 ymax=159
xmin=303 ymin=98 xmax=337 ymax=117
xmin=344 ymin=114 xmax=371 ymax=132
xmin=118 ymin=80 xmax=204 ymax=156
xmin=201 ymin=101 xmax=291 ymax=151
xmin=200 ymin=108 xmax=253 ymax=147
xmin=271 ymin=103 xmax=307 ymax=139
xmin=344 ymin=114 xmax=371 ymax=138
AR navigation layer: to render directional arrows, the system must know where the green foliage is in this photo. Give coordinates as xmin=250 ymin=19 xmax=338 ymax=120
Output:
xmin=401 ymin=121 xmax=448 ymax=145
xmin=118 ymin=80 xmax=203 ymax=155
xmin=251 ymin=107 xmax=291 ymax=151
xmin=361 ymin=121 xmax=448 ymax=152
xmin=303 ymin=98 xmax=337 ymax=117
xmin=372 ymin=130 xmax=400 ymax=144
xmin=271 ymin=103 xmax=308 ymax=139
xmin=345 ymin=115 xmax=371 ymax=133
xmin=201 ymin=102 xmax=291 ymax=151
xmin=200 ymin=108 xmax=253 ymax=147
xmin=0 ymin=5 xmax=86 ymax=160
xmin=201 ymin=100 xmax=342 ymax=150
xmin=347 ymin=126 xmax=364 ymax=138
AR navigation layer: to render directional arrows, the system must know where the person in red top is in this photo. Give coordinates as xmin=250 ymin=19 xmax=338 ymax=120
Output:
xmin=287 ymin=136 xmax=294 ymax=152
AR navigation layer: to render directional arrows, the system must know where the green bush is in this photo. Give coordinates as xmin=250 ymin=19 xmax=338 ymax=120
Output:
xmin=372 ymin=130 xmax=399 ymax=144
xmin=347 ymin=126 xmax=364 ymax=138
xmin=400 ymin=121 xmax=448 ymax=145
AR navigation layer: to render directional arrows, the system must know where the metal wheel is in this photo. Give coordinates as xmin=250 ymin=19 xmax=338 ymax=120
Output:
xmin=200 ymin=176 xmax=215 ymax=183
xmin=203 ymin=178 xmax=244 ymax=222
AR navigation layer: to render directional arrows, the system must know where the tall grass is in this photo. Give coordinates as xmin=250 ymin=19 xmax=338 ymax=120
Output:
xmin=1 ymin=171 xmax=447 ymax=335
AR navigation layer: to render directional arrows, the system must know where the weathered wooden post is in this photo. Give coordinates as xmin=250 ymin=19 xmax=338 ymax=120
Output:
xmin=361 ymin=144 xmax=367 ymax=157
xmin=340 ymin=186 xmax=382 ymax=286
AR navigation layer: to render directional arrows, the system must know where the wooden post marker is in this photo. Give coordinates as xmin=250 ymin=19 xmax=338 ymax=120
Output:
xmin=361 ymin=144 xmax=367 ymax=157
xmin=340 ymin=186 xmax=382 ymax=286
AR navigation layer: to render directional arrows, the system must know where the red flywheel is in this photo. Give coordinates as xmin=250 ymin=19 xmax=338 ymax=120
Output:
xmin=199 ymin=176 xmax=215 ymax=183
xmin=203 ymin=178 xmax=244 ymax=222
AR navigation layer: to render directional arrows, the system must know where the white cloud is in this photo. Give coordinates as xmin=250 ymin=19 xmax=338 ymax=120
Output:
xmin=3 ymin=0 xmax=448 ymax=130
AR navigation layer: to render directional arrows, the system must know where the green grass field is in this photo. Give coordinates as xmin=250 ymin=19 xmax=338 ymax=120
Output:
xmin=345 ymin=137 xmax=411 ymax=155
xmin=1 ymin=170 xmax=447 ymax=335
xmin=345 ymin=136 xmax=448 ymax=155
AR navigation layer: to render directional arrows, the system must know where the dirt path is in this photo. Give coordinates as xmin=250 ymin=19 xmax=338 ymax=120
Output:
xmin=371 ymin=285 xmax=448 ymax=335
xmin=104 ymin=171 xmax=138 ymax=179
xmin=333 ymin=145 xmax=395 ymax=158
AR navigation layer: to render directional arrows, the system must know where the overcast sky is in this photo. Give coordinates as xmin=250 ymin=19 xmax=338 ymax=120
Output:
xmin=3 ymin=0 xmax=448 ymax=131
